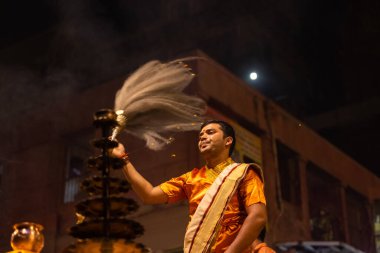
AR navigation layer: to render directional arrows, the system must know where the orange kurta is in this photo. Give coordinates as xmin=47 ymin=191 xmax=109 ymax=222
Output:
xmin=160 ymin=158 xmax=266 ymax=252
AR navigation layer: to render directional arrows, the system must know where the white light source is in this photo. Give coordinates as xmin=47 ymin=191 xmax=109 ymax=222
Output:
xmin=249 ymin=72 xmax=258 ymax=80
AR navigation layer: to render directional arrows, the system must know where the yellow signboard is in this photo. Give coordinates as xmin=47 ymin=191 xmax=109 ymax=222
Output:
xmin=229 ymin=121 xmax=262 ymax=165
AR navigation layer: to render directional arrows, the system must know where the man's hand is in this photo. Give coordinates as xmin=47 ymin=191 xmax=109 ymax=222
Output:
xmin=110 ymin=142 xmax=126 ymax=158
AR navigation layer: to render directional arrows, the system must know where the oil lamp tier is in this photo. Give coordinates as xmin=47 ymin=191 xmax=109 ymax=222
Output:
xmin=66 ymin=109 xmax=148 ymax=252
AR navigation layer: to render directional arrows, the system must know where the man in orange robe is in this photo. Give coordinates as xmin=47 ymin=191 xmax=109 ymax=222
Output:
xmin=113 ymin=120 xmax=267 ymax=252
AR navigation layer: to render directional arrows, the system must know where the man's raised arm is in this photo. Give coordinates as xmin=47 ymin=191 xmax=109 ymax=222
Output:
xmin=112 ymin=143 xmax=168 ymax=205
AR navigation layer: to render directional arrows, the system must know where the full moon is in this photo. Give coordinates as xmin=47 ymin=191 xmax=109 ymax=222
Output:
xmin=250 ymin=72 xmax=258 ymax=80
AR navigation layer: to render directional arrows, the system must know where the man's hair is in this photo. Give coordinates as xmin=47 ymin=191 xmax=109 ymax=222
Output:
xmin=200 ymin=120 xmax=236 ymax=156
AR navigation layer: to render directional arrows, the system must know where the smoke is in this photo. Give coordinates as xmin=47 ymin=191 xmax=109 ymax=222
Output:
xmin=0 ymin=0 xmax=192 ymax=153
xmin=0 ymin=0 xmax=131 ymax=121
xmin=52 ymin=0 xmax=134 ymax=85
xmin=0 ymin=0 xmax=144 ymax=154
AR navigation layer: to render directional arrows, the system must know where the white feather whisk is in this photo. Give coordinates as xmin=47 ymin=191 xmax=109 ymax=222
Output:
xmin=114 ymin=58 xmax=207 ymax=150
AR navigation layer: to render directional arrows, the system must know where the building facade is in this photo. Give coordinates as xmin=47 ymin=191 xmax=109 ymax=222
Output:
xmin=0 ymin=51 xmax=379 ymax=252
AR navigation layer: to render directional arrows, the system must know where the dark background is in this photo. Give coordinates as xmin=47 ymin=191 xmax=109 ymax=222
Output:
xmin=0 ymin=0 xmax=379 ymax=176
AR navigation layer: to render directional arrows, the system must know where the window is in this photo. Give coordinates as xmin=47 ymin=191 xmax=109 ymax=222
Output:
xmin=346 ymin=187 xmax=373 ymax=252
xmin=0 ymin=162 xmax=3 ymax=191
xmin=374 ymin=200 xmax=380 ymax=253
xmin=276 ymin=141 xmax=300 ymax=205
xmin=307 ymin=163 xmax=344 ymax=241
xmin=63 ymin=145 xmax=91 ymax=203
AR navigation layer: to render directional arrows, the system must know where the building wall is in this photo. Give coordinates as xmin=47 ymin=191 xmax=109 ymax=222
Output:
xmin=0 ymin=51 xmax=379 ymax=252
xmin=194 ymin=51 xmax=380 ymax=250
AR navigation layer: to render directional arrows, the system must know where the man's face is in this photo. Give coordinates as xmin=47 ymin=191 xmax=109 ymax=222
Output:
xmin=198 ymin=123 xmax=231 ymax=156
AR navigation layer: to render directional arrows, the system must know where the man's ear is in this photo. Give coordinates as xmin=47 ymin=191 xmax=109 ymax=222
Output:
xmin=225 ymin=136 xmax=233 ymax=147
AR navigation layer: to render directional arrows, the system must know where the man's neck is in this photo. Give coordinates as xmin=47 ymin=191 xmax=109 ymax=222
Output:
xmin=205 ymin=154 xmax=230 ymax=168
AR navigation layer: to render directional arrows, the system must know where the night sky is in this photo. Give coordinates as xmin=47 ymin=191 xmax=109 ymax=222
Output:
xmin=0 ymin=0 xmax=379 ymax=176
